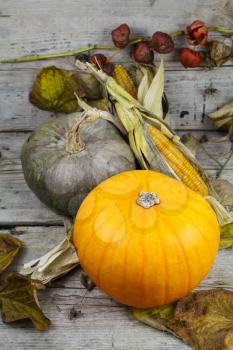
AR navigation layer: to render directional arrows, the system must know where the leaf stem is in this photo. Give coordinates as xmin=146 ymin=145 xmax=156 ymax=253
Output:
xmin=0 ymin=38 xmax=149 ymax=64
xmin=208 ymin=26 xmax=233 ymax=34
xmin=0 ymin=45 xmax=114 ymax=63
xmin=170 ymin=30 xmax=185 ymax=38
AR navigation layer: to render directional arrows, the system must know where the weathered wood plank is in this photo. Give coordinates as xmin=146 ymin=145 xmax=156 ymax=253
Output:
xmin=1 ymin=0 xmax=233 ymax=348
xmin=1 ymin=67 xmax=233 ymax=131
xmin=1 ymin=167 xmax=232 ymax=226
xmin=0 ymin=0 xmax=232 ymax=62
xmin=1 ymin=131 xmax=233 ymax=172
xmin=0 ymin=171 xmax=62 ymax=225
xmin=5 ymin=226 xmax=233 ymax=291
xmin=0 ymin=130 xmax=232 ymax=226
xmin=0 ymin=225 xmax=232 ymax=350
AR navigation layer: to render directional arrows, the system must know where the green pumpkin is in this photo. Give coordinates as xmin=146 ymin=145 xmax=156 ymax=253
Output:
xmin=21 ymin=113 xmax=136 ymax=217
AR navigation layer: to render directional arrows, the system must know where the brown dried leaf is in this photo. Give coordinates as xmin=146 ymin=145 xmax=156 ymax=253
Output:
xmin=0 ymin=272 xmax=51 ymax=330
xmin=211 ymin=178 xmax=233 ymax=211
xmin=0 ymin=234 xmax=22 ymax=272
xmin=78 ymin=72 xmax=103 ymax=100
xmin=132 ymin=289 xmax=233 ymax=350
xmin=180 ymin=133 xmax=199 ymax=157
xmin=88 ymin=98 xmax=109 ymax=111
xmin=132 ymin=303 xmax=178 ymax=336
xmin=209 ymin=40 xmax=232 ymax=67
xmin=30 ymin=66 xmax=85 ymax=113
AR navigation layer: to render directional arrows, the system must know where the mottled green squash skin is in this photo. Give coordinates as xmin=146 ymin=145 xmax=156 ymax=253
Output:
xmin=21 ymin=113 xmax=136 ymax=217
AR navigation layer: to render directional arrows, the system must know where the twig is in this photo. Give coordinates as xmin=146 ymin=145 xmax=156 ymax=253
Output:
xmin=216 ymin=147 xmax=233 ymax=178
xmin=0 ymin=38 xmax=148 ymax=63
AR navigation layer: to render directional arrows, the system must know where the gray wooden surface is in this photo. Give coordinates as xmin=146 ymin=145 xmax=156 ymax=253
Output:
xmin=0 ymin=0 xmax=233 ymax=349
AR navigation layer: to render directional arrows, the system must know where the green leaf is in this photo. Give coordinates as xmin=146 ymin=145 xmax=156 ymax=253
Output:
xmin=132 ymin=303 xmax=178 ymax=336
xmin=220 ymin=222 xmax=233 ymax=249
xmin=30 ymin=66 xmax=85 ymax=113
xmin=0 ymin=272 xmax=51 ymax=330
xmin=0 ymin=234 xmax=22 ymax=272
xmin=132 ymin=289 xmax=233 ymax=350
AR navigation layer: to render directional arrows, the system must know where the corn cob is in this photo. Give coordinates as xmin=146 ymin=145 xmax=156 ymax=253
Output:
xmin=146 ymin=123 xmax=208 ymax=196
xmin=114 ymin=64 xmax=137 ymax=99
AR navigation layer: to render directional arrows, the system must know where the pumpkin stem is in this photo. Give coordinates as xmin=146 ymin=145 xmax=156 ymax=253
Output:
xmin=136 ymin=191 xmax=160 ymax=208
xmin=65 ymin=112 xmax=98 ymax=153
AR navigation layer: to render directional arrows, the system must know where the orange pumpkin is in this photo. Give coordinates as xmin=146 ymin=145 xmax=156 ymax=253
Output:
xmin=73 ymin=170 xmax=220 ymax=308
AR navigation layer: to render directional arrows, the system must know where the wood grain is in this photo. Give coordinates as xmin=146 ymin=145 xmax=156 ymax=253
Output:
xmin=0 ymin=226 xmax=232 ymax=350
xmin=1 ymin=67 xmax=233 ymax=132
xmin=0 ymin=0 xmax=233 ymax=348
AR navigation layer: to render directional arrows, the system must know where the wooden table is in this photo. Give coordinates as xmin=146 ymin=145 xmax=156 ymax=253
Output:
xmin=0 ymin=0 xmax=233 ymax=348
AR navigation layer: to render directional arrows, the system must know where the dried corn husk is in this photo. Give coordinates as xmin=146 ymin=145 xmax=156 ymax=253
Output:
xmin=137 ymin=62 xmax=169 ymax=120
xmin=209 ymin=102 xmax=233 ymax=142
xmin=142 ymin=60 xmax=164 ymax=119
xmin=21 ymin=218 xmax=79 ymax=284
xmin=75 ymin=59 xmax=233 ymax=228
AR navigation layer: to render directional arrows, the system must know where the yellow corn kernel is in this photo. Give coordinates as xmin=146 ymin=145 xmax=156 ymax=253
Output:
xmin=114 ymin=64 xmax=137 ymax=99
xmin=146 ymin=124 xmax=208 ymax=196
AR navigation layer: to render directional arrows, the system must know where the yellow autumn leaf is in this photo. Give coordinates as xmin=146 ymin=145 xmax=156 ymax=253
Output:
xmin=30 ymin=66 xmax=85 ymax=113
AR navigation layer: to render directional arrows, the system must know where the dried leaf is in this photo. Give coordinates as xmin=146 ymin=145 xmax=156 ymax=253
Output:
xmin=0 ymin=234 xmax=22 ymax=272
xmin=20 ymin=218 xmax=79 ymax=284
xmin=211 ymin=178 xmax=233 ymax=211
xmin=220 ymin=222 xmax=233 ymax=249
xmin=209 ymin=40 xmax=232 ymax=67
xmin=180 ymin=133 xmax=199 ymax=157
xmin=0 ymin=272 xmax=51 ymax=330
xmin=88 ymin=98 xmax=109 ymax=111
xmin=30 ymin=66 xmax=85 ymax=113
xmin=78 ymin=72 xmax=103 ymax=100
xmin=132 ymin=303 xmax=178 ymax=336
xmin=132 ymin=289 xmax=233 ymax=350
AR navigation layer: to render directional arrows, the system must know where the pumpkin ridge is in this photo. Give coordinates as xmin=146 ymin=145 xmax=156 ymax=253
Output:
xmin=183 ymin=208 xmax=217 ymax=264
xmin=174 ymin=210 xmax=207 ymax=287
xmin=184 ymin=199 xmax=219 ymax=260
xmin=121 ymin=231 xmax=133 ymax=304
xmin=164 ymin=216 xmax=191 ymax=297
xmin=76 ymin=202 xmax=101 ymax=264
xmin=75 ymin=222 xmax=95 ymax=263
xmin=156 ymin=220 xmax=168 ymax=305
xmin=190 ymin=212 xmax=214 ymax=259
xmin=95 ymin=205 xmax=127 ymax=288
xmin=138 ymin=227 xmax=147 ymax=304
